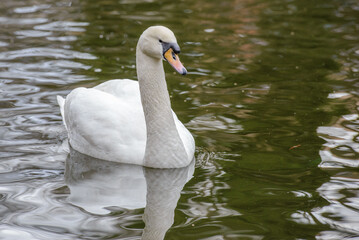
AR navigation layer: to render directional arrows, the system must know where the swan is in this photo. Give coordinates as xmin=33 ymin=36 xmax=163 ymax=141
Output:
xmin=57 ymin=26 xmax=195 ymax=168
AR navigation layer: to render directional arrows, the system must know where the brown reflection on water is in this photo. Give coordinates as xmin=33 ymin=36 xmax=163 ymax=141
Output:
xmin=182 ymin=0 xmax=271 ymax=153
xmin=187 ymin=0 xmax=266 ymax=75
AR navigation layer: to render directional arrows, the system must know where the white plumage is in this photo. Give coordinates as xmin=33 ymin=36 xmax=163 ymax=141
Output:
xmin=57 ymin=26 xmax=195 ymax=168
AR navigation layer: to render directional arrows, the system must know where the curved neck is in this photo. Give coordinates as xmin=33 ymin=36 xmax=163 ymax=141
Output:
xmin=136 ymin=47 xmax=188 ymax=168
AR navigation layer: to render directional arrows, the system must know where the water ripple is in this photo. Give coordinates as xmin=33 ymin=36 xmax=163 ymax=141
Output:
xmin=15 ymin=30 xmax=52 ymax=38
xmin=0 ymin=17 xmax=48 ymax=25
xmin=13 ymin=4 xmax=51 ymax=14
xmin=314 ymin=173 xmax=359 ymax=236
xmin=34 ymin=21 xmax=89 ymax=32
xmin=0 ymin=47 xmax=96 ymax=60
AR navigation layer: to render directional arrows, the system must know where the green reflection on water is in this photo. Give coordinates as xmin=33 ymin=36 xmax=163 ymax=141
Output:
xmin=66 ymin=0 xmax=359 ymax=239
xmin=1 ymin=0 xmax=358 ymax=238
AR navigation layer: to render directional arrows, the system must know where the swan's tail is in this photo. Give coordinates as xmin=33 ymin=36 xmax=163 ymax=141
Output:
xmin=57 ymin=95 xmax=67 ymax=129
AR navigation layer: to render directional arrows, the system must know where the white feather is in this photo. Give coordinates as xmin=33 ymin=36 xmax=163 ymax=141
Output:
xmin=57 ymin=26 xmax=195 ymax=168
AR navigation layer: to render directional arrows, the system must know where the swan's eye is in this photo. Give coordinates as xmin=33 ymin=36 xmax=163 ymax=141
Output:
xmin=159 ymin=39 xmax=163 ymax=43
xmin=171 ymin=51 xmax=177 ymax=60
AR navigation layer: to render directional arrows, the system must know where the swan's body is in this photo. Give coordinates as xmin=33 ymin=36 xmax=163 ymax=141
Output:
xmin=57 ymin=26 xmax=195 ymax=168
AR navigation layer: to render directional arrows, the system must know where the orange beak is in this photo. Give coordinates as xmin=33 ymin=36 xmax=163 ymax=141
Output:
xmin=163 ymin=48 xmax=187 ymax=75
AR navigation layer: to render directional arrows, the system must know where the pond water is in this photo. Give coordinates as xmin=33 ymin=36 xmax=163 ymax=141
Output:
xmin=1 ymin=0 xmax=359 ymax=239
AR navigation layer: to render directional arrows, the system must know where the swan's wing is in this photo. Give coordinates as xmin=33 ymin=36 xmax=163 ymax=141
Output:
xmin=95 ymin=79 xmax=195 ymax=160
xmin=94 ymin=79 xmax=195 ymax=161
xmin=94 ymin=79 xmax=140 ymax=100
xmin=57 ymin=95 xmax=67 ymax=129
xmin=62 ymin=81 xmax=146 ymax=165
xmin=173 ymin=114 xmax=195 ymax=161
xmin=59 ymin=79 xmax=194 ymax=164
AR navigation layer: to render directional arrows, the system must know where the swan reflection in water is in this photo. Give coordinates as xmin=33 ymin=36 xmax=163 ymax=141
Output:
xmin=65 ymin=148 xmax=195 ymax=240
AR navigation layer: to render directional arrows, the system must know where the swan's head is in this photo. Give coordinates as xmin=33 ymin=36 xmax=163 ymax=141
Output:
xmin=138 ymin=26 xmax=187 ymax=75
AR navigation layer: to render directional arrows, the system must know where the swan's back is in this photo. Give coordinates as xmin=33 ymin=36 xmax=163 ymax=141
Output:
xmin=60 ymin=80 xmax=147 ymax=165
xmin=94 ymin=79 xmax=140 ymax=100
xmin=58 ymin=79 xmax=194 ymax=166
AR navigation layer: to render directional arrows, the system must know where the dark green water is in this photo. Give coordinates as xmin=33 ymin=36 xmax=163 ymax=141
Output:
xmin=1 ymin=0 xmax=359 ymax=239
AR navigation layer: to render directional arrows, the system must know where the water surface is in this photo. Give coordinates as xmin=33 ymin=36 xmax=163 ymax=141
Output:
xmin=1 ymin=0 xmax=359 ymax=239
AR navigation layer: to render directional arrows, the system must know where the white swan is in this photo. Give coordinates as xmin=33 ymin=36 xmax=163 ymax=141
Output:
xmin=57 ymin=26 xmax=195 ymax=168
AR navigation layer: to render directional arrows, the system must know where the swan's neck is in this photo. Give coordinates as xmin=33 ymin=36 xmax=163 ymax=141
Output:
xmin=136 ymin=49 xmax=188 ymax=168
